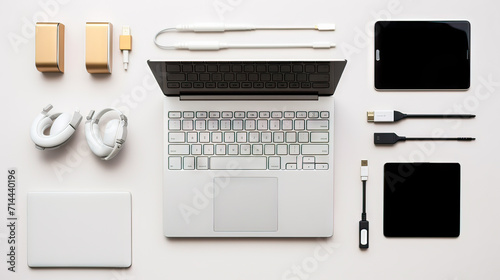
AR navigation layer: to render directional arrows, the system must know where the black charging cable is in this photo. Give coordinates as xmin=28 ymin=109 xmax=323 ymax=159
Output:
xmin=359 ymin=160 xmax=369 ymax=249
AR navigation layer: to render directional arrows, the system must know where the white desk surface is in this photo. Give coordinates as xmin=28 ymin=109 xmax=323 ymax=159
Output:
xmin=1 ymin=0 xmax=499 ymax=279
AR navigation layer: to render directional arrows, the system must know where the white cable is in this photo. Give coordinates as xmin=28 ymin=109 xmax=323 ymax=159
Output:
xmin=154 ymin=23 xmax=336 ymax=50
xmin=154 ymin=25 xmax=336 ymax=51
xmin=172 ymin=23 xmax=335 ymax=32
xmin=169 ymin=41 xmax=335 ymax=51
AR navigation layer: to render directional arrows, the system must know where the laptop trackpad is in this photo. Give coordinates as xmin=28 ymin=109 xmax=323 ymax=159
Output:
xmin=214 ymin=177 xmax=278 ymax=232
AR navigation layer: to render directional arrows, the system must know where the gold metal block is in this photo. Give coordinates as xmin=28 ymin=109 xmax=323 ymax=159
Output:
xmin=86 ymin=22 xmax=112 ymax=74
xmin=35 ymin=23 xmax=65 ymax=73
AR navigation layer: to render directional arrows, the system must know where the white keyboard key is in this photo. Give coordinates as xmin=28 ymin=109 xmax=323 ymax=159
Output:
xmin=168 ymin=120 xmax=181 ymax=130
xmin=234 ymin=111 xmax=245 ymax=118
xmin=298 ymin=132 xmax=309 ymax=143
xmin=308 ymin=111 xmax=319 ymax=118
xmin=203 ymin=144 xmax=214 ymax=155
xmin=303 ymin=163 xmax=315 ymax=170
xmin=247 ymin=111 xmax=258 ymax=118
xmin=228 ymin=144 xmax=239 ymax=155
xmin=169 ymin=144 xmax=190 ymax=155
xmin=286 ymin=163 xmax=297 ymax=170
xmin=184 ymin=157 xmax=195 ymax=169
xmin=277 ymin=144 xmax=287 ymax=155
xmin=210 ymin=157 xmax=266 ymax=170
xmin=199 ymin=132 xmax=210 ymax=143
xmin=220 ymin=120 xmax=231 ymax=130
xmin=261 ymin=132 xmax=272 ymax=143
xmin=289 ymin=144 xmax=300 ymax=155
xmin=240 ymin=144 xmax=251 ymax=155
xmin=245 ymin=120 xmax=256 ymax=130
xmin=268 ymin=157 xmax=280 ymax=170
xmin=310 ymin=132 xmax=329 ymax=143
xmin=182 ymin=120 xmax=193 ymax=130
xmin=224 ymin=132 xmax=235 ymax=143
xmin=274 ymin=132 xmax=284 ymax=143
xmin=296 ymin=111 xmax=307 ymax=118
xmin=271 ymin=111 xmax=282 ymax=118
xmin=258 ymin=119 xmax=268 ymax=130
xmin=168 ymin=111 xmax=181 ymax=118
xmin=209 ymin=111 xmax=220 ymax=118
xmin=259 ymin=111 xmax=270 ymax=118
xmin=208 ymin=120 xmax=219 ymax=130
xmin=302 ymin=144 xmax=329 ymax=155
xmin=286 ymin=132 xmax=296 ymax=143
xmin=249 ymin=132 xmax=259 ymax=142
xmin=282 ymin=119 xmax=293 ymax=130
xmin=191 ymin=144 xmax=202 ymax=155
xmin=216 ymin=144 xmax=226 ymax=155
xmin=307 ymin=120 xmax=329 ymax=130
xmin=222 ymin=111 xmax=233 ymax=118
xmin=168 ymin=132 xmax=185 ymax=143
xmin=212 ymin=132 xmax=222 ymax=143
xmin=264 ymin=144 xmax=275 ymax=155
xmin=269 ymin=119 xmax=280 ymax=130
xmin=168 ymin=157 xmax=182 ymax=169
xmin=187 ymin=132 xmax=197 ymax=143
xmin=252 ymin=144 xmax=263 ymax=155
xmin=196 ymin=111 xmax=207 ymax=118
xmin=320 ymin=111 xmax=329 ymax=118
xmin=197 ymin=157 xmax=209 ymax=169
xmin=195 ymin=120 xmax=206 ymax=130
xmin=315 ymin=163 xmax=329 ymax=170
xmin=184 ymin=111 xmax=194 ymax=118
xmin=284 ymin=111 xmax=295 ymax=118
xmin=303 ymin=156 xmax=315 ymax=163
xmin=236 ymin=132 xmax=247 ymax=143
xmin=233 ymin=119 xmax=243 ymax=130
xmin=295 ymin=120 xmax=305 ymax=130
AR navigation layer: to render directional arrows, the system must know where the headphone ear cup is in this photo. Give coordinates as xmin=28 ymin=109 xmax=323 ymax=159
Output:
xmin=50 ymin=113 xmax=72 ymax=135
xmin=85 ymin=121 xmax=113 ymax=158
xmin=102 ymin=119 xmax=119 ymax=147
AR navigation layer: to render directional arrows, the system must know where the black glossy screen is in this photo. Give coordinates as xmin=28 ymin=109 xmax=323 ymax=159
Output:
xmin=384 ymin=163 xmax=460 ymax=237
xmin=375 ymin=21 xmax=470 ymax=90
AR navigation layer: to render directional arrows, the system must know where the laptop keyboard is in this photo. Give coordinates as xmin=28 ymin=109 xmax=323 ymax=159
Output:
xmin=167 ymin=110 xmax=330 ymax=170
xmin=164 ymin=62 xmax=331 ymax=90
xmin=148 ymin=60 xmax=346 ymax=96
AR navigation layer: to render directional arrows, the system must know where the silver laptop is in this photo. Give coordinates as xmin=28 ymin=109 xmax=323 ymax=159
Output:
xmin=148 ymin=59 xmax=346 ymax=237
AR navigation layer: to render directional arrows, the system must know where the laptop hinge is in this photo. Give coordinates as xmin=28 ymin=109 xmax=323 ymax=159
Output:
xmin=179 ymin=94 xmax=319 ymax=101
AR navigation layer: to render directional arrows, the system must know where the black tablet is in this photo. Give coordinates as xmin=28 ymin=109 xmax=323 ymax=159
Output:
xmin=384 ymin=163 xmax=461 ymax=237
xmin=375 ymin=21 xmax=470 ymax=90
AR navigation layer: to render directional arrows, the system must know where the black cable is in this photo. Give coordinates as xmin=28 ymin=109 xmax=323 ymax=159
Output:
xmin=362 ymin=180 xmax=366 ymax=221
xmin=374 ymin=133 xmax=476 ymax=145
xmin=359 ymin=161 xmax=369 ymax=249
xmin=406 ymin=114 xmax=476 ymax=119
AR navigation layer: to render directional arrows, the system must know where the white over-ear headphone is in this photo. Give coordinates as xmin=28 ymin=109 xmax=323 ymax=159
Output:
xmin=85 ymin=108 xmax=128 ymax=160
xmin=30 ymin=104 xmax=82 ymax=150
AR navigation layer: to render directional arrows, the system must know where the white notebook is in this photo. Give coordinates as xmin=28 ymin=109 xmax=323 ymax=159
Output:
xmin=27 ymin=192 xmax=132 ymax=268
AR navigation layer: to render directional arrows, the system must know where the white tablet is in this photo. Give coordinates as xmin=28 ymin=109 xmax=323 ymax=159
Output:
xmin=27 ymin=192 xmax=132 ymax=268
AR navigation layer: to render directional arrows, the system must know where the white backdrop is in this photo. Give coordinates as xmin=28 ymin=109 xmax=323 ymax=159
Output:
xmin=1 ymin=0 xmax=499 ymax=279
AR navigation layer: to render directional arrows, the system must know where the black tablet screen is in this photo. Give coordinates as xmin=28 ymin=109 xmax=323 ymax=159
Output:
xmin=375 ymin=21 xmax=470 ymax=90
xmin=384 ymin=163 xmax=460 ymax=237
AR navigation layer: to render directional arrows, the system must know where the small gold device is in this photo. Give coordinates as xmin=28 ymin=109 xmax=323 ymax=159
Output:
xmin=35 ymin=22 xmax=65 ymax=73
xmin=85 ymin=22 xmax=113 ymax=74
